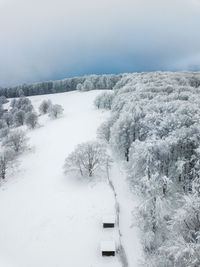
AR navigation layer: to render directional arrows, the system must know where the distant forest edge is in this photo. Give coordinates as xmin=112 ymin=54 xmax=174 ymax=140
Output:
xmin=0 ymin=74 xmax=122 ymax=98
xmin=1 ymin=71 xmax=200 ymax=98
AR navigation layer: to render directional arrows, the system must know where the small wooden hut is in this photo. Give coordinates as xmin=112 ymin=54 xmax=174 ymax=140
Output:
xmin=102 ymin=215 xmax=115 ymax=228
xmin=101 ymin=240 xmax=116 ymax=256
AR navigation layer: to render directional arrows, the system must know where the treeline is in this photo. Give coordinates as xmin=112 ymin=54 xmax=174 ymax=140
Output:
xmin=0 ymin=74 xmax=122 ymax=98
xmin=1 ymin=72 xmax=200 ymax=99
xmin=95 ymin=71 xmax=200 ymax=267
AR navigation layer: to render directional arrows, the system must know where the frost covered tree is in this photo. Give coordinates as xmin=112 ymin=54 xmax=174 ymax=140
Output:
xmin=0 ymin=149 xmax=14 ymax=180
xmin=110 ymin=113 xmax=138 ymax=161
xmin=3 ymin=130 xmax=28 ymax=153
xmin=11 ymin=97 xmax=33 ymax=112
xmin=154 ymin=192 xmax=200 ymax=267
xmin=0 ymin=96 xmax=8 ymax=104
xmin=64 ymin=141 xmax=110 ymax=177
xmin=80 ymin=80 xmax=93 ymax=91
xmin=14 ymin=110 xmax=26 ymax=126
xmin=0 ymin=73 xmax=122 ymax=97
xmin=97 ymin=114 xmax=118 ymax=143
xmin=0 ymin=119 xmax=7 ymax=130
xmin=48 ymin=104 xmax=64 ymax=119
xmin=2 ymin=112 xmax=14 ymax=127
xmin=39 ymin=99 xmax=52 ymax=114
xmin=25 ymin=112 xmax=38 ymax=129
xmin=94 ymin=92 xmax=114 ymax=110
xmin=94 ymin=71 xmax=200 ymax=266
xmin=76 ymin=83 xmax=83 ymax=91
xmin=10 ymin=96 xmax=37 ymax=128
xmin=0 ymin=127 xmax=9 ymax=139
xmin=0 ymin=104 xmax=3 ymax=117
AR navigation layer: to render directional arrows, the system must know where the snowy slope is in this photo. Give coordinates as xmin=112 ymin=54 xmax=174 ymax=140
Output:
xmin=0 ymin=90 xmax=141 ymax=267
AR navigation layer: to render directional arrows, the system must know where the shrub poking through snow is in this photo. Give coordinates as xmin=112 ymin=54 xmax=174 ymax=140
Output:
xmin=64 ymin=141 xmax=111 ymax=178
xmin=48 ymin=104 xmax=64 ymax=119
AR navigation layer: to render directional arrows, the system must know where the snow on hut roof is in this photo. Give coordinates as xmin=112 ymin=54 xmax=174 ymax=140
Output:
xmin=102 ymin=215 xmax=115 ymax=224
xmin=100 ymin=240 xmax=115 ymax=252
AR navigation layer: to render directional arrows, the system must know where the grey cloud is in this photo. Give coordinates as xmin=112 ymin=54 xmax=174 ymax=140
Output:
xmin=0 ymin=0 xmax=200 ymax=86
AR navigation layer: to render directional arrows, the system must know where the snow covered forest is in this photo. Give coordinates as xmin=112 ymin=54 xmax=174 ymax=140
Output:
xmin=0 ymin=74 xmax=122 ymax=98
xmin=0 ymin=71 xmax=199 ymax=101
xmin=0 ymin=71 xmax=200 ymax=266
xmin=94 ymin=71 xmax=200 ymax=266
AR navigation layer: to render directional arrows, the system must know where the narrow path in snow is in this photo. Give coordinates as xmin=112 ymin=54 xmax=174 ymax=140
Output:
xmin=106 ymin=164 xmax=129 ymax=267
xmin=108 ymin=158 xmax=143 ymax=267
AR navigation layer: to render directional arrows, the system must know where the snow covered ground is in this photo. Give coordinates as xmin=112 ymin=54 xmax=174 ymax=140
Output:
xmin=109 ymin=161 xmax=143 ymax=266
xmin=0 ymin=90 xmax=141 ymax=267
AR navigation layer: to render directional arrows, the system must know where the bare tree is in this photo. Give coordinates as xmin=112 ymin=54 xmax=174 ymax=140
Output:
xmin=25 ymin=112 xmax=38 ymax=129
xmin=64 ymin=141 xmax=111 ymax=177
xmin=48 ymin=104 xmax=64 ymax=119
xmin=3 ymin=130 xmax=28 ymax=153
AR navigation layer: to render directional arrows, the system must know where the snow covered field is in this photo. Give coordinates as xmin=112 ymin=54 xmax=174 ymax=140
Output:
xmin=0 ymin=90 xmax=141 ymax=267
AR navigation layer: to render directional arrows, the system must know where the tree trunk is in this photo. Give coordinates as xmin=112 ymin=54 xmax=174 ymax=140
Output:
xmin=125 ymin=148 xmax=129 ymax=162
xmin=1 ymin=170 xmax=6 ymax=179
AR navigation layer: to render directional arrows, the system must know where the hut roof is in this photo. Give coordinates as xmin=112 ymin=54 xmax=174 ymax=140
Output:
xmin=100 ymin=240 xmax=115 ymax=252
xmin=102 ymin=215 xmax=115 ymax=224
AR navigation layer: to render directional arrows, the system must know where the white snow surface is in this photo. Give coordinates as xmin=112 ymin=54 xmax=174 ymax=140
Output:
xmin=0 ymin=90 xmax=141 ymax=267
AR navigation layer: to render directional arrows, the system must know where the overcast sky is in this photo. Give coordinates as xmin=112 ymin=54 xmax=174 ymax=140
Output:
xmin=0 ymin=0 xmax=200 ymax=86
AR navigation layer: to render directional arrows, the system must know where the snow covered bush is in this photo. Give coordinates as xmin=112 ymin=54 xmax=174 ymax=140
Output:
xmin=39 ymin=99 xmax=52 ymax=114
xmin=3 ymin=130 xmax=28 ymax=153
xmin=48 ymin=104 xmax=64 ymax=119
xmin=25 ymin=112 xmax=38 ymax=129
xmin=64 ymin=141 xmax=111 ymax=178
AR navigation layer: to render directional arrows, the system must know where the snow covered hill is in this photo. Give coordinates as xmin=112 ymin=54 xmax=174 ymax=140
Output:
xmin=0 ymin=90 xmax=141 ymax=267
